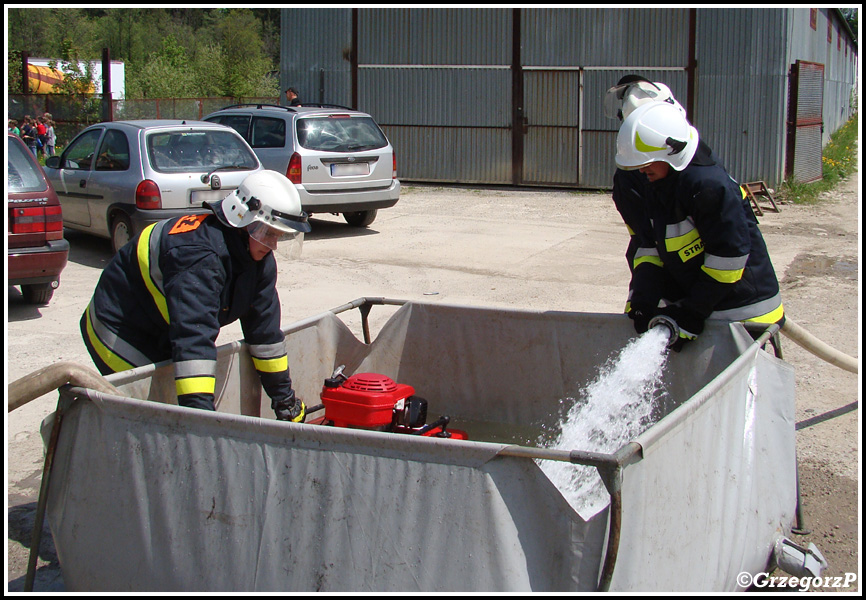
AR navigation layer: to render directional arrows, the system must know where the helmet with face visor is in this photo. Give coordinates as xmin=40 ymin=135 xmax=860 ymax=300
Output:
xmin=615 ymin=101 xmax=699 ymax=172
xmin=604 ymin=75 xmax=686 ymax=121
xmin=215 ymin=170 xmax=311 ymax=257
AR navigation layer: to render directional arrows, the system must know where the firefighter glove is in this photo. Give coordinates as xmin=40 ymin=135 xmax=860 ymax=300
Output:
xmin=657 ymin=305 xmax=705 ymax=352
xmin=628 ymin=305 xmax=656 ymax=334
xmin=273 ymin=392 xmax=306 ymax=423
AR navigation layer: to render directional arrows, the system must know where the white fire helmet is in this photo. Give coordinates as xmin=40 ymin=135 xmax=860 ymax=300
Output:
xmin=615 ymin=101 xmax=699 ymax=172
xmin=604 ymin=75 xmax=686 ymax=121
xmin=219 ymin=170 xmax=310 ymax=255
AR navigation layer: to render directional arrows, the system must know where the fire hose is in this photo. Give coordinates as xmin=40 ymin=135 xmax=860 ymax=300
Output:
xmin=647 ymin=315 xmax=858 ymax=374
xmin=8 ymin=361 xmax=121 ymax=412
xmin=779 ymin=318 xmax=858 ymax=374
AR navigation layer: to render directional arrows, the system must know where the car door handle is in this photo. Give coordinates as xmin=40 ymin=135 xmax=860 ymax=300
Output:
xmin=79 ymin=179 xmax=87 ymax=188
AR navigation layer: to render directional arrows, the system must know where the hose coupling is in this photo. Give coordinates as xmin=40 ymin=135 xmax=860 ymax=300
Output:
xmin=648 ymin=314 xmax=680 ymax=348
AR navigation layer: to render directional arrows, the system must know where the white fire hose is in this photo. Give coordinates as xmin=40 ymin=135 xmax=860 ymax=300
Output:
xmin=647 ymin=315 xmax=858 ymax=374
xmin=780 ymin=318 xmax=858 ymax=374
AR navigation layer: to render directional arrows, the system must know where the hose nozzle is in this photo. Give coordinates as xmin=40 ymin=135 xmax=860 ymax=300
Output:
xmin=648 ymin=314 xmax=680 ymax=348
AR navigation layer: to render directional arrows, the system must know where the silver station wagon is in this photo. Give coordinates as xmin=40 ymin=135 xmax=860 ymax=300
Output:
xmin=44 ymin=120 xmax=262 ymax=253
xmin=204 ymin=104 xmax=400 ymax=227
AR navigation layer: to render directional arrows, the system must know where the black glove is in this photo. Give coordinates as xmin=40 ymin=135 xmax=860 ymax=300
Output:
xmin=657 ymin=305 xmax=705 ymax=352
xmin=628 ymin=305 xmax=656 ymax=334
xmin=273 ymin=392 xmax=306 ymax=423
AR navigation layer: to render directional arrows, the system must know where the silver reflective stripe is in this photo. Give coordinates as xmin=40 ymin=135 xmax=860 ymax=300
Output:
xmin=88 ymin=306 xmax=153 ymax=367
xmin=666 ymin=218 xmax=695 ymax=239
xmin=174 ymin=359 xmax=217 ymax=378
xmin=248 ymin=341 xmax=287 ymax=359
xmin=703 ymin=253 xmax=749 ymax=271
xmin=635 ymin=247 xmax=660 ymax=259
xmin=148 ymin=220 xmax=168 ymax=296
xmin=709 ymin=293 xmax=783 ymax=321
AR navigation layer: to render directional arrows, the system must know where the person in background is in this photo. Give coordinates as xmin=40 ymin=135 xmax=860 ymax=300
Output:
xmin=44 ymin=116 xmax=57 ymax=156
xmin=35 ymin=116 xmax=48 ymax=157
xmin=614 ymin=102 xmax=784 ymax=351
xmin=80 ymin=170 xmax=311 ymax=421
xmin=20 ymin=116 xmax=38 ymax=156
xmin=285 ymin=87 xmax=301 ymax=107
xmin=8 ymin=119 xmax=20 ymax=136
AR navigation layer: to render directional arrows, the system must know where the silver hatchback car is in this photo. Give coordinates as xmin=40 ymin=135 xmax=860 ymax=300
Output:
xmin=204 ymin=104 xmax=400 ymax=227
xmin=44 ymin=120 xmax=262 ymax=253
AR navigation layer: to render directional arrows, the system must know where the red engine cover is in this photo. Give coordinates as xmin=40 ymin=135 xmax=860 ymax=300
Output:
xmin=321 ymin=373 xmax=414 ymax=429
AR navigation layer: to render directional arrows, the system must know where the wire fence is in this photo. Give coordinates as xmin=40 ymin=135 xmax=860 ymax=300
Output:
xmin=8 ymin=94 xmax=280 ymax=148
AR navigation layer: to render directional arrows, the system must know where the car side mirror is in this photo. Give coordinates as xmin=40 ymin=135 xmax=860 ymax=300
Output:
xmin=45 ymin=156 xmax=61 ymax=169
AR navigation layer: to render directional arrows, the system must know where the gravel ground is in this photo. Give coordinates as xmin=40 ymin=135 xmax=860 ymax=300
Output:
xmin=6 ymin=162 xmax=859 ymax=592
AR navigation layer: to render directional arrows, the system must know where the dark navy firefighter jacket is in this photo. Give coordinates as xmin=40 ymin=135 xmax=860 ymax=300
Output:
xmin=622 ymin=144 xmax=784 ymax=325
xmin=81 ymin=208 xmax=293 ymax=411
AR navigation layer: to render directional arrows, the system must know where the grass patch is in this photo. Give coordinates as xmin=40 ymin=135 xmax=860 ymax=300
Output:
xmin=782 ymin=113 xmax=858 ymax=204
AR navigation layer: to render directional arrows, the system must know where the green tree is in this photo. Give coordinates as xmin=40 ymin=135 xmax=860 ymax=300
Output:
xmin=213 ymin=9 xmax=279 ymax=98
xmin=127 ymin=35 xmax=197 ymax=98
xmin=8 ymin=8 xmax=280 ymax=101
xmin=48 ymin=40 xmax=101 ymax=124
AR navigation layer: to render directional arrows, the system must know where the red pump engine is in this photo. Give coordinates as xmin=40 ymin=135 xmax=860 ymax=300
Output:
xmin=317 ymin=367 xmax=467 ymax=439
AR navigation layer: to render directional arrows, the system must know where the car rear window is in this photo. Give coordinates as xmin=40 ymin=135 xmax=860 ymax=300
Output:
xmin=8 ymin=137 xmax=47 ymax=193
xmin=147 ymin=130 xmax=259 ymax=173
xmin=296 ymin=116 xmax=388 ymax=152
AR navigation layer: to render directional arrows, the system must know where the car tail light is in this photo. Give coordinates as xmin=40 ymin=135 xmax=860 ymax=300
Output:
xmin=10 ymin=205 xmax=64 ymax=240
xmin=287 ymin=152 xmax=302 ymax=184
xmin=136 ymin=179 xmax=162 ymax=209
xmin=393 ymin=151 xmax=397 ymax=179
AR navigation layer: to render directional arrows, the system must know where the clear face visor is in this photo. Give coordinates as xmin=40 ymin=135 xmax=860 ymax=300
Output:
xmin=247 ymin=221 xmax=304 ymax=258
xmin=604 ymin=83 xmax=632 ymax=120
xmin=604 ymin=80 xmax=666 ymax=120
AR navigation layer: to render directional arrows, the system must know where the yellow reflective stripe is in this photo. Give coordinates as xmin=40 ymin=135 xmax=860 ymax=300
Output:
xmin=85 ymin=304 xmax=134 ymax=373
xmin=252 ymin=355 xmax=288 ymax=373
xmin=634 ymin=255 xmax=663 ymax=268
xmin=635 ymin=131 xmax=667 ymax=153
xmin=175 ymin=376 xmax=216 ymax=396
xmin=744 ymin=303 xmax=785 ymax=325
xmin=137 ymin=223 xmax=169 ymax=324
xmin=625 ymin=223 xmax=635 ymax=236
xmin=701 ymin=264 xmax=745 ymax=284
xmin=666 ymin=228 xmax=700 ymax=253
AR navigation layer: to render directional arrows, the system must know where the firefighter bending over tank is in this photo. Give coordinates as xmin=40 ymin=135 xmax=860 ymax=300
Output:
xmin=605 ymin=76 xmax=730 ymax=317
xmin=80 ymin=170 xmax=310 ymax=421
xmin=614 ymin=102 xmax=785 ymax=351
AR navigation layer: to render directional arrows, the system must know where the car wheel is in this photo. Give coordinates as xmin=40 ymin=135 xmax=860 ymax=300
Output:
xmin=21 ymin=283 xmax=55 ymax=305
xmin=343 ymin=210 xmax=377 ymax=227
xmin=111 ymin=213 xmax=133 ymax=254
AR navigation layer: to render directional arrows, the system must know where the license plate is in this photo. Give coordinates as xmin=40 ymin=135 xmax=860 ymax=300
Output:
xmin=330 ymin=162 xmax=370 ymax=177
xmin=190 ymin=189 xmax=232 ymax=207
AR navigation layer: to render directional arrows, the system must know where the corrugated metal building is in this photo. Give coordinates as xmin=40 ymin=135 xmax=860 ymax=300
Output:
xmin=280 ymin=8 xmax=857 ymax=189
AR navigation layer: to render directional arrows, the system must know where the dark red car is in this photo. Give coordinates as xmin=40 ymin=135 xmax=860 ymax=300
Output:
xmin=8 ymin=132 xmax=69 ymax=304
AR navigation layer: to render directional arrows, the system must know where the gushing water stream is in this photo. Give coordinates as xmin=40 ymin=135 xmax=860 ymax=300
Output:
xmin=538 ymin=327 xmax=671 ymax=519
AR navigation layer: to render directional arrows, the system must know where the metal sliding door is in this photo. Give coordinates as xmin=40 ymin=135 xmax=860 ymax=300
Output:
xmin=786 ymin=60 xmax=825 ymax=183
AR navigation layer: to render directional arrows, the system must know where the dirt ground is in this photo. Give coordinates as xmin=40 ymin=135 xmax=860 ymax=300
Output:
xmin=5 ymin=161 xmax=860 ymax=591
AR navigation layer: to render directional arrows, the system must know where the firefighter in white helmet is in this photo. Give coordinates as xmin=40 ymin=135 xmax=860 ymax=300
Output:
xmin=81 ymin=170 xmax=311 ymax=421
xmin=614 ymin=102 xmax=784 ymax=350
xmin=606 ymin=76 xmax=694 ymax=317
xmin=605 ymin=76 xmax=732 ymax=322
